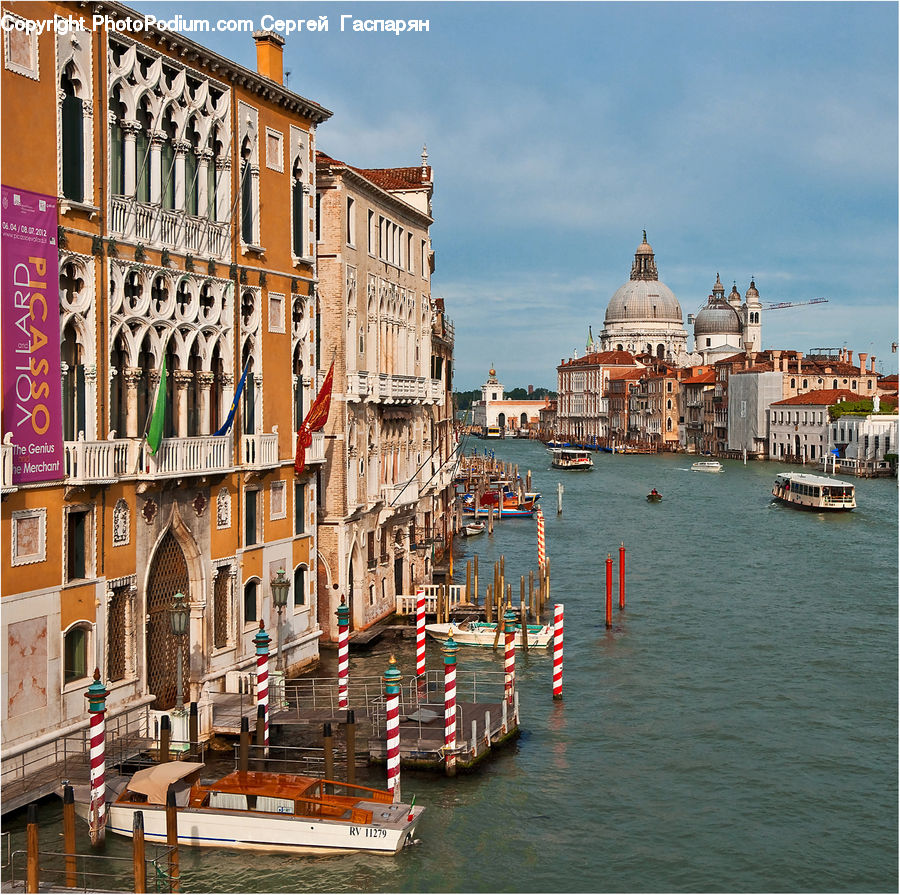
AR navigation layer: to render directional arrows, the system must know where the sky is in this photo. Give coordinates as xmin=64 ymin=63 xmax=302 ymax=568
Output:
xmin=135 ymin=0 xmax=898 ymax=389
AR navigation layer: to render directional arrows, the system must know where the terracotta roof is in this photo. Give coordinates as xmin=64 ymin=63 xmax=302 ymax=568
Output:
xmin=771 ymin=389 xmax=862 ymax=406
xmin=560 ymin=350 xmax=638 ymax=368
xmin=880 ymin=374 xmax=898 ymax=386
xmin=608 ymin=368 xmax=644 ymax=381
xmin=316 ymin=151 xmax=431 ymax=190
xmin=682 ymin=371 xmax=717 ymax=385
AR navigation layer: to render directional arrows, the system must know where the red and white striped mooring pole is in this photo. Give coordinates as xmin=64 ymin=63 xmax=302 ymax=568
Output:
xmin=383 ymin=655 xmax=402 ymax=799
xmin=415 ymin=588 xmax=426 ymax=678
xmin=503 ymin=605 xmax=517 ymax=705
xmin=536 ymin=508 xmax=546 ymax=570
xmin=442 ymin=633 xmax=459 ymax=775
xmin=552 ymin=604 xmax=564 ymax=700
xmin=85 ymin=669 xmax=109 ymax=845
xmin=336 ymin=596 xmax=350 ymax=709
xmin=254 ymin=621 xmax=271 ymax=750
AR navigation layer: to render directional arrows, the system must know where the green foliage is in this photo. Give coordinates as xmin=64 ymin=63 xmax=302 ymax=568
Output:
xmin=829 ymin=398 xmax=897 ymax=420
xmin=885 ymin=453 xmax=898 ymax=466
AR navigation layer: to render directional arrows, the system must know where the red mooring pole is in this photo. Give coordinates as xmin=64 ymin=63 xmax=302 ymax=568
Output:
xmin=618 ymin=542 xmax=626 ymax=610
xmin=605 ymin=554 xmax=613 ymax=629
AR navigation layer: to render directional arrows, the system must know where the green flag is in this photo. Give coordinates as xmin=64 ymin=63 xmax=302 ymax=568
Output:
xmin=147 ymin=356 xmax=167 ymax=455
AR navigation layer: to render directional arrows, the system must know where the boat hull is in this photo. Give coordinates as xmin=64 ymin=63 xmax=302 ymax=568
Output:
xmin=425 ymin=623 xmax=552 ymax=649
xmin=100 ymin=802 xmax=423 ymax=855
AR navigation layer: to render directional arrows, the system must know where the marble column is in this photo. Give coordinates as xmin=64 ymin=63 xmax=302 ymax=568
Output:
xmin=173 ymin=370 xmax=193 ymax=439
xmin=197 ymin=371 xmax=215 ymax=436
xmin=123 ymin=367 xmax=143 ymax=438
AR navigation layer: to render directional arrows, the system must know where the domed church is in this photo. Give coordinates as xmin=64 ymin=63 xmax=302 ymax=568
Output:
xmin=690 ymin=273 xmax=763 ymax=364
xmin=597 ymin=232 xmax=690 ymax=363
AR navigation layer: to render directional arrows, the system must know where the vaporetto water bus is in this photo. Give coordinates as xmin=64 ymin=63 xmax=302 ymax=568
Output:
xmin=771 ymin=472 xmax=856 ymax=511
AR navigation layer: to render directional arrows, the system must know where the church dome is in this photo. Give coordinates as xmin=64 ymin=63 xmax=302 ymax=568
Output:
xmin=604 ymin=233 xmax=683 ymax=324
xmin=694 ymin=302 xmax=742 ymax=336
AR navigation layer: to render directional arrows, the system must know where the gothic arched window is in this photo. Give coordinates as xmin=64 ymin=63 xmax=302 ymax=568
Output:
xmin=61 ymin=66 xmax=84 ymax=202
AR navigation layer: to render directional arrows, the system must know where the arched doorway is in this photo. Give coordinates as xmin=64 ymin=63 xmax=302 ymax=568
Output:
xmin=145 ymin=531 xmax=190 ymax=710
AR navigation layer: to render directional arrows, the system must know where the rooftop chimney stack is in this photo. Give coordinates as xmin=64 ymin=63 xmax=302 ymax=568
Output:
xmin=847 ymin=350 xmax=853 ymax=366
xmin=253 ymin=30 xmax=285 ymax=84
xmin=870 ymin=356 xmax=876 ymax=373
xmin=858 ymin=353 xmax=867 ymax=375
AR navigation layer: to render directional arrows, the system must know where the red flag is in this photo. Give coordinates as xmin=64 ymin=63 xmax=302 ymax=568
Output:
xmin=295 ymin=361 xmax=335 ymax=474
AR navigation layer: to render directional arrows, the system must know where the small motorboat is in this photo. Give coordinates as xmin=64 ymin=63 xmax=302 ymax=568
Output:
xmin=646 ymin=490 xmax=662 ymax=502
xmin=462 ymin=522 xmax=486 ymax=536
xmin=425 ymin=621 xmax=553 ymax=649
xmin=691 ymin=460 xmax=723 ymax=473
xmin=68 ymin=762 xmax=424 ymax=855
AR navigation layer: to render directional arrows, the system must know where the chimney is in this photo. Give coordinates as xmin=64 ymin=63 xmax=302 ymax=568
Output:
xmin=253 ymin=30 xmax=285 ymax=84
xmin=870 ymin=356 xmax=876 ymax=372
xmin=797 ymin=355 xmax=802 ymax=375
xmin=858 ymin=352 xmax=867 ymax=375
xmin=847 ymin=350 xmax=853 ymax=366
xmin=772 ymin=349 xmax=782 ymax=372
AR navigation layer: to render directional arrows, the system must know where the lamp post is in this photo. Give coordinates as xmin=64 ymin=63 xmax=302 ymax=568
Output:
xmin=270 ymin=569 xmax=290 ymax=672
xmin=169 ymin=592 xmax=189 ymax=712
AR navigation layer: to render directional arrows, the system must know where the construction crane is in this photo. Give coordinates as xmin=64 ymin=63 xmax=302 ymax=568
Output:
xmin=762 ymin=298 xmax=828 ymax=310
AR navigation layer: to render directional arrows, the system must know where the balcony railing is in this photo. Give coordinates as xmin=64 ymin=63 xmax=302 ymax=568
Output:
xmin=346 ymin=371 xmax=447 ymax=405
xmin=144 ymin=435 xmax=231 ymax=476
xmin=242 ymin=433 xmax=279 ymax=468
xmin=305 ymin=432 xmax=326 ymax=465
xmin=109 ymin=197 xmax=230 ymax=260
xmin=382 ymin=480 xmax=419 ymax=507
xmin=64 ymin=437 xmax=132 ymax=483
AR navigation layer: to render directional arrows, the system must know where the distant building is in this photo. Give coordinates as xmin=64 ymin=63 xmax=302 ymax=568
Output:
xmin=471 ymin=368 xmax=547 ymax=434
xmin=555 ymin=351 xmax=642 ymax=442
xmin=596 ymin=232 xmax=690 ymax=363
xmin=690 ymin=274 xmax=763 ymax=363
xmin=768 ymin=390 xmax=860 ymax=463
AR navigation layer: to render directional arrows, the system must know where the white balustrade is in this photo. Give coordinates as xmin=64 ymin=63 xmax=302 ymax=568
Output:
xmin=241 ymin=433 xmax=279 ymax=468
xmin=382 ymin=480 xmax=419 ymax=507
xmin=108 ymin=197 xmax=230 ymax=260
xmin=144 ymin=435 xmax=231 ymax=476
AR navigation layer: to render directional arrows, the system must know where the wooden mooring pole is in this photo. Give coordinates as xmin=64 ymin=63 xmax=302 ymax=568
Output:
xmin=26 ymin=804 xmax=39 ymax=894
xmin=238 ymin=716 xmax=250 ymax=771
xmin=345 ymin=710 xmax=357 ymax=786
xmin=132 ymin=811 xmax=146 ymax=894
xmin=63 ymin=786 xmax=77 ymax=888
xmin=165 ymin=787 xmax=180 ymax=893
xmin=159 ymin=714 xmax=171 ymax=763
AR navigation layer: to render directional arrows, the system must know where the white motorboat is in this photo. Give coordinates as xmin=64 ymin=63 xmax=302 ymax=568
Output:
xmin=691 ymin=460 xmax=723 ymax=472
xmin=425 ymin=620 xmax=553 ymax=649
xmin=70 ymin=762 xmax=424 ymax=855
xmin=462 ymin=522 xmax=486 ymax=536
xmin=772 ymin=472 xmax=856 ymax=511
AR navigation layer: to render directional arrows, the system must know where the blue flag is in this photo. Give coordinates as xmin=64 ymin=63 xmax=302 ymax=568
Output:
xmin=214 ymin=361 xmax=250 ymax=436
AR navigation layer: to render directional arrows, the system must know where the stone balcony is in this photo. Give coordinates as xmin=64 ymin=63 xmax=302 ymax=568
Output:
xmin=241 ymin=433 xmax=279 ymax=469
xmin=109 ymin=197 xmax=230 ymax=260
xmin=381 ymin=480 xmax=419 ymax=508
xmin=346 ymin=371 xmax=446 ymax=405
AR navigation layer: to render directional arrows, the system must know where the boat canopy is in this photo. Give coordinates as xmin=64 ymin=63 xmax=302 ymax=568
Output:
xmin=127 ymin=762 xmax=205 ymax=804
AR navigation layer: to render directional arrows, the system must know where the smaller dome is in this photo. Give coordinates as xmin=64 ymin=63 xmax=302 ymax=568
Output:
xmin=489 ymin=368 xmax=496 ymax=377
xmin=745 ymin=280 xmax=759 ymax=300
xmin=694 ymin=303 xmax=742 ymax=336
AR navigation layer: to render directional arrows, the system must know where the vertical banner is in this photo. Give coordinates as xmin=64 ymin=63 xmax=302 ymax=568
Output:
xmin=1 ymin=185 xmax=63 ymax=483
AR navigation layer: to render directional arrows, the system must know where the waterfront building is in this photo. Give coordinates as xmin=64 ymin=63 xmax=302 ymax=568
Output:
xmin=768 ymin=390 xmax=860 ymax=463
xmin=689 ymin=274 xmax=763 ymax=363
xmin=314 ymin=150 xmax=456 ymax=640
xmin=471 ymin=368 xmax=547 ymax=435
xmin=1 ymin=1 xmax=330 ymax=770
xmin=608 ymin=368 xmax=645 ymax=444
xmin=679 ymin=366 xmax=716 ymax=453
xmin=554 ymin=351 xmax=641 ymax=443
xmin=596 ymin=232 xmax=690 ymax=363
xmin=727 ymin=368 xmax=783 ymax=459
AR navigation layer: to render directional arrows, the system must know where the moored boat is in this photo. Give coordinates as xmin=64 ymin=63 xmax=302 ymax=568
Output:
xmin=425 ymin=621 xmax=553 ymax=649
xmin=549 ymin=448 xmax=594 ymax=470
xmin=70 ymin=762 xmax=424 ymax=855
xmin=772 ymin=472 xmax=856 ymax=511
xmin=462 ymin=521 xmax=486 ymax=536
xmin=691 ymin=460 xmax=723 ymax=473
xmin=461 ymin=505 xmax=535 ymax=518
